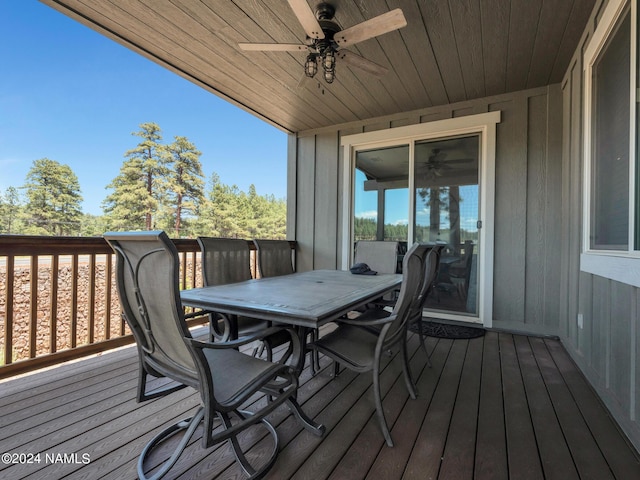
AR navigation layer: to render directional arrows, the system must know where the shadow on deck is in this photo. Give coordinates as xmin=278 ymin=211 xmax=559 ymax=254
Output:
xmin=1 ymin=327 xmax=639 ymax=479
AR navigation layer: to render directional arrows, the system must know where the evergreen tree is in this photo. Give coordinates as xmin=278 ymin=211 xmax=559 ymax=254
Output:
xmin=102 ymin=157 xmax=149 ymax=230
xmin=198 ymin=173 xmax=242 ymax=237
xmin=0 ymin=187 xmax=23 ymax=234
xmin=103 ymin=122 xmax=168 ymax=230
xmin=22 ymin=158 xmax=83 ymax=235
xmin=80 ymin=213 xmax=109 ymax=237
xmin=195 ymin=173 xmax=286 ymax=240
xmin=164 ymin=136 xmax=205 ymax=237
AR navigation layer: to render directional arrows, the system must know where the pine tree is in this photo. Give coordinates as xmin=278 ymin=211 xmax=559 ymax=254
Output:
xmin=164 ymin=136 xmax=205 ymax=237
xmin=198 ymin=173 xmax=241 ymax=237
xmin=103 ymin=122 xmax=168 ymax=230
xmin=22 ymin=158 xmax=83 ymax=235
xmin=0 ymin=187 xmax=22 ymax=234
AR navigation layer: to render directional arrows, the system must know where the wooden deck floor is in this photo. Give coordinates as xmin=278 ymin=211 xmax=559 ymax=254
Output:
xmin=1 ymin=327 xmax=639 ymax=480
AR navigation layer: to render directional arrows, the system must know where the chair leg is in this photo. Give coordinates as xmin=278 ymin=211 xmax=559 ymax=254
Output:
xmin=222 ymin=410 xmax=280 ymax=480
xmin=138 ymin=407 xmax=204 ymax=480
xmin=286 ymin=397 xmax=326 ymax=436
xmin=401 ymin=339 xmax=417 ymax=399
xmin=416 ymin=319 xmax=432 ymax=368
xmin=373 ymin=362 xmax=394 ymax=447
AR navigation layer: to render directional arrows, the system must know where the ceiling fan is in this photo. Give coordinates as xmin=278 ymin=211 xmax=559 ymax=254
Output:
xmin=238 ymin=1 xmax=407 ymax=84
xmin=421 ymin=149 xmax=475 ymax=179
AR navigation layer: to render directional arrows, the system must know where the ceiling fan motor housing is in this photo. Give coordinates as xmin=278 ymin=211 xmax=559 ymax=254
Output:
xmin=315 ymin=3 xmax=336 ymax=21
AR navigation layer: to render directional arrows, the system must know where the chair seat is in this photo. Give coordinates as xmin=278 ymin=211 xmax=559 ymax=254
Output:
xmin=311 ymin=324 xmax=380 ymax=371
xmin=204 ymin=348 xmax=287 ymax=407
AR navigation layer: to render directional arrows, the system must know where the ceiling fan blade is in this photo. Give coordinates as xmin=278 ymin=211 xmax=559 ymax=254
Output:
xmin=338 ymin=50 xmax=388 ymax=76
xmin=239 ymin=43 xmax=308 ymax=51
xmin=335 ymin=9 xmax=407 ymax=48
xmin=287 ymin=0 xmax=325 ymax=39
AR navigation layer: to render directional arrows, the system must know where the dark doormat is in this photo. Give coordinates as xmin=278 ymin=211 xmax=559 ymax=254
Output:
xmin=410 ymin=320 xmax=485 ymax=339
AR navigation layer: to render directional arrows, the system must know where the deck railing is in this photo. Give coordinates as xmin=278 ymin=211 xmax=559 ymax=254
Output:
xmin=0 ymin=235 xmax=284 ymax=379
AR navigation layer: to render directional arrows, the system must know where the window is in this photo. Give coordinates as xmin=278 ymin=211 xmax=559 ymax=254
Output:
xmin=590 ymin=9 xmax=630 ymax=250
xmin=582 ymin=0 xmax=640 ymax=286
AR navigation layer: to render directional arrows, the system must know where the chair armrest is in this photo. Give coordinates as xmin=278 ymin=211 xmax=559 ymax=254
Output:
xmin=339 ymin=311 xmax=397 ymax=327
xmin=189 ymin=326 xmax=299 ymax=351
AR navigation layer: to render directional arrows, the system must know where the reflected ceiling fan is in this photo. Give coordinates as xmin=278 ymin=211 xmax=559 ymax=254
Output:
xmin=422 ymin=150 xmax=475 ymax=178
xmin=238 ymin=1 xmax=407 ymax=84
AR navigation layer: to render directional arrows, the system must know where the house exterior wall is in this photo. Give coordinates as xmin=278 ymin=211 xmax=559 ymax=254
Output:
xmin=559 ymin=0 xmax=640 ymax=451
xmin=288 ymin=85 xmax=564 ymax=335
xmin=288 ymin=1 xmax=640 ymax=451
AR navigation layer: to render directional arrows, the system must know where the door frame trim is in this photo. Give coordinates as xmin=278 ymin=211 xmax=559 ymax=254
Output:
xmin=340 ymin=111 xmax=501 ymax=327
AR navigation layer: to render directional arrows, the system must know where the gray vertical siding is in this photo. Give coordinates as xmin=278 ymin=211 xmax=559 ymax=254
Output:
xmin=287 ymin=0 xmax=640 ymax=457
xmin=289 ymin=85 xmax=564 ymax=335
xmin=560 ymin=0 xmax=640 ymax=451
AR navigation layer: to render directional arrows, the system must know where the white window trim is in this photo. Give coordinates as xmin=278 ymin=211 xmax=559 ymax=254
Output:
xmin=340 ymin=111 xmax=500 ymax=327
xmin=581 ymin=0 xmax=640 ymax=286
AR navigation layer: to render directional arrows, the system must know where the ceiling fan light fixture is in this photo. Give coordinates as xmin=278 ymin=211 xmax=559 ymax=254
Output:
xmin=321 ymin=47 xmax=336 ymax=83
xmin=322 ymin=48 xmax=335 ymax=70
xmin=323 ymin=69 xmax=335 ymax=83
xmin=305 ymin=53 xmax=318 ymax=78
xmin=240 ymin=2 xmax=407 ymax=88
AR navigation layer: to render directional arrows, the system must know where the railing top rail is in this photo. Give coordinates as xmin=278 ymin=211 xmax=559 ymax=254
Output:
xmin=0 ymin=235 xmax=295 ymax=256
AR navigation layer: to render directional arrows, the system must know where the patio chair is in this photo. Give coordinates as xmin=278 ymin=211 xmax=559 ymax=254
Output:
xmin=353 ymin=240 xmax=400 ymax=274
xmin=308 ymin=242 xmax=426 ymax=447
xmin=349 ymin=244 xmax=442 ymax=391
xmin=253 ymin=238 xmax=319 ymax=372
xmin=253 ymin=239 xmax=294 ymax=277
xmin=104 ymin=231 xmax=324 ymax=480
xmin=448 ymin=240 xmax=474 ymax=301
xmin=409 ymin=244 xmax=444 ymax=361
xmin=353 ymin=240 xmax=401 ymax=309
xmin=198 ymin=237 xmax=289 ymax=361
xmin=434 ymin=240 xmax=474 ymax=305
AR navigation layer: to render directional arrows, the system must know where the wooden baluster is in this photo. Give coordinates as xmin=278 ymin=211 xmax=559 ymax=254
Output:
xmin=88 ymin=253 xmax=96 ymax=344
xmin=29 ymin=255 xmax=38 ymax=359
xmin=70 ymin=254 xmax=78 ymax=348
xmin=190 ymin=251 xmax=197 ymax=289
xmin=50 ymin=255 xmax=59 ymax=353
xmin=105 ymin=253 xmax=113 ymax=340
xmin=4 ymin=255 xmax=15 ymax=365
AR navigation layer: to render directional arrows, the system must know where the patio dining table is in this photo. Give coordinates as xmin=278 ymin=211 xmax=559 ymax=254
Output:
xmin=180 ymin=269 xmax=402 ymax=372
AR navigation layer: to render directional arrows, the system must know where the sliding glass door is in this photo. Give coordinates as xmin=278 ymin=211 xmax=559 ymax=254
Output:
xmin=414 ymin=136 xmax=479 ymax=317
xmin=341 ymin=112 xmax=499 ymax=326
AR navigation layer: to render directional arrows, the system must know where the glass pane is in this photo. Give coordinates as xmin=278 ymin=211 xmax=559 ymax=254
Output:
xmin=354 ymin=168 xmax=378 ymax=241
xmin=384 ymin=188 xmax=408 ymax=242
xmin=354 ymin=145 xmax=409 ymax=241
xmin=415 ymin=136 xmax=480 ymax=316
xmin=591 ymin=10 xmax=630 ymax=250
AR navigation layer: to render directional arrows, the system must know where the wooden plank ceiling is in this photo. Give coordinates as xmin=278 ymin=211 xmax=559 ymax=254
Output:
xmin=41 ymin=0 xmax=596 ymax=133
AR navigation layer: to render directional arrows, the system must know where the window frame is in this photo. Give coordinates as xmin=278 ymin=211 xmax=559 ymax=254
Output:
xmin=581 ymin=0 xmax=640 ymax=286
xmin=340 ymin=111 xmax=500 ymax=327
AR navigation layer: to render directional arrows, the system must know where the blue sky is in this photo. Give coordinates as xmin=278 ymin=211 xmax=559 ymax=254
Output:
xmin=0 ymin=1 xmax=288 ymax=215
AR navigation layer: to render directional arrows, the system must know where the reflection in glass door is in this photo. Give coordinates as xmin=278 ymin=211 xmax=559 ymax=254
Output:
xmin=350 ymin=135 xmax=481 ymax=318
xmin=415 ymin=136 xmax=479 ymax=316
xmin=343 ymin=111 xmax=499 ymax=326
xmin=353 ymin=145 xmax=409 ymax=243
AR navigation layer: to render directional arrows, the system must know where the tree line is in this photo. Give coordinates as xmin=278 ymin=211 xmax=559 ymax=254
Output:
xmin=0 ymin=122 xmax=286 ymax=239
xmin=354 ymin=217 xmax=478 ymax=243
